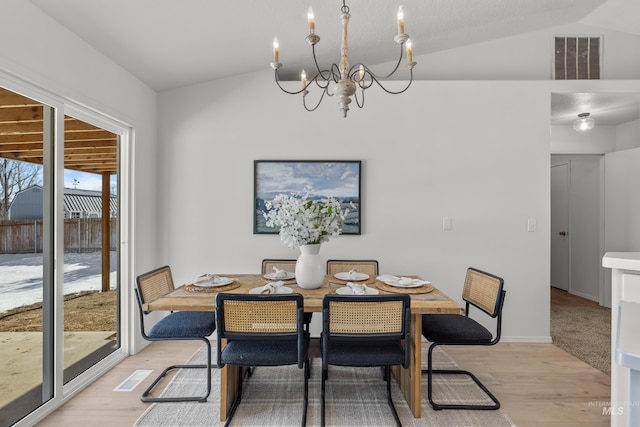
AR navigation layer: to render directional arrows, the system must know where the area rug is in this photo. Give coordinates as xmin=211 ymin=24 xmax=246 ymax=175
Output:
xmin=551 ymin=303 xmax=611 ymax=375
xmin=134 ymin=342 xmax=515 ymax=427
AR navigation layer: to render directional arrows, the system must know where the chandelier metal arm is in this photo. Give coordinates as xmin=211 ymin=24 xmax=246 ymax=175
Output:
xmin=367 ymin=68 xmax=415 ymax=95
xmin=302 ymin=87 xmax=328 ymax=112
xmin=362 ymin=44 xmax=405 ymax=81
xmin=270 ymin=1 xmax=416 ymax=117
xmin=353 ymin=87 xmax=365 ymax=109
xmin=273 ymin=70 xmax=309 ymax=95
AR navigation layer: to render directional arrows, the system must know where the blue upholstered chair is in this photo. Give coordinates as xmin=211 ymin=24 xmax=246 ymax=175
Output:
xmin=134 ymin=265 xmax=216 ymax=403
xmin=321 ymin=294 xmax=411 ymax=427
xmin=216 ymin=293 xmax=310 ymax=427
xmin=421 ymin=267 xmax=506 ymax=410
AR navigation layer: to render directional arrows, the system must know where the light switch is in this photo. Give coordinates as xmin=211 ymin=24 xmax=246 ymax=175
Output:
xmin=527 ymin=218 xmax=537 ymax=232
xmin=443 ymin=217 xmax=452 ymax=230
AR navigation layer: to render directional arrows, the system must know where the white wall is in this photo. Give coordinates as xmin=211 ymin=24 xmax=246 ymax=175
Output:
xmin=603 ymin=147 xmax=640 ymax=307
xmin=159 ymin=75 xmax=552 ymax=341
xmin=605 ymin=147 xmax=640 ymax=252
xmin=419 ymin=23 xmax=640 ymax=80
xmin=551 ymin=125 xmax=616 ymax=153
xmin=616 ymin=119 xmax=640 ymax=151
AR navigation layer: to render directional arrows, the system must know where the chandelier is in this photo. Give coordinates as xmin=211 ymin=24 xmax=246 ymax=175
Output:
xmin=573 ymin=112 xmax=595 ymax=132
xmin=270 ymin=1 xmax=416 ymax=118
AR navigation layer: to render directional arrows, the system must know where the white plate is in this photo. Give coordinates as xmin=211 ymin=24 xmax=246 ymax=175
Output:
xmin=264 ymin=272 xmax=295 ymax=280
xmin=248 ymin=286 xmax=294 ymax=294
xmin=193 ymin=275 xmax=234 ymax=288
xmin=336 ymin=286 xmax=379 ymax=295
xmin=383 ymin=279 xmax=429 ymax=288
xmin=334 ymin=271 xmax=370 ymax=281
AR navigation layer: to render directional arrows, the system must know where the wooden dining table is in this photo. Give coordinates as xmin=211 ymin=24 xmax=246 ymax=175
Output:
xmin=143 ymin=273 xmax=463 ymax=420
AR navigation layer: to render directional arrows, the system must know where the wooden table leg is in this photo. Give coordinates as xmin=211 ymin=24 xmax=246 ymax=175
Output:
xmin=219 ymin=339 xmax=241 ymax=422
xmin=392 ymin=313 xmax=422 ymax=418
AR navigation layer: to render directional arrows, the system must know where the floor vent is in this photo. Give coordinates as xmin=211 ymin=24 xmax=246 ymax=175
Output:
xmin=554 ymin=35 xmax=601 ymax=80
xmin=114 ymin=369 xmax=153 ymax=392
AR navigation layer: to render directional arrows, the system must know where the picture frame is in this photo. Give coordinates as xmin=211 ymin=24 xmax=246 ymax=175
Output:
xmin=254 ymin=160 xmax=361 ymax=235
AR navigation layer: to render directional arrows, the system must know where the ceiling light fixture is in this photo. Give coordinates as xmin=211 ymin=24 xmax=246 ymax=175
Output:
xmin=270 ymin=1 xmax=416 ymax=118
xmin=573 ymin=112 xmax=595 ymax=132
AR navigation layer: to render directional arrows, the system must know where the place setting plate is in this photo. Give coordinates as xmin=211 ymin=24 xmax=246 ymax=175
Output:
xmin=334 ymin=271 xmax=370 ymax=281
xmin=249 ymin=285 xmax=294 ymax=294
xmin=375 ymin=275 xmax=434 ymax=294
xmin=336 ymin=286 xmax=379 ymax=295
xmin=263 ymin=272 xmax=296 ymax=281
xmin=184 ymin=274 xmax=241 ymax=292
xmin=192 ymin=274 xmax=234 ymax=288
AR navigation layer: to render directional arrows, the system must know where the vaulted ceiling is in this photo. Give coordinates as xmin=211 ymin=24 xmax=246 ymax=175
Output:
xmin=29 ymin=0 xmax=636 ymax=91
xmin=3 ymin=0 xmax=639 ymax=162
xmin=23 ymin=0 xmax=640 ymax=126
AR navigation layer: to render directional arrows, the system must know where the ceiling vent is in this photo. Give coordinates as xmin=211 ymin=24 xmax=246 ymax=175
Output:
xmin=554 ymin=36 xmax=601 ymax=80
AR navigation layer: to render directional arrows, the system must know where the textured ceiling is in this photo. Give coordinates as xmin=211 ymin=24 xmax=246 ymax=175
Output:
xmin=30 ymin=0 xmax=608 ymax=91
xmin=27 ymin=0 xmax=640 ymax=126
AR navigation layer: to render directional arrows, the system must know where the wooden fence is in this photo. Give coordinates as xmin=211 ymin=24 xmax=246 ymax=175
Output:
xmin=0 ymin=219 xmax=117 ymax=254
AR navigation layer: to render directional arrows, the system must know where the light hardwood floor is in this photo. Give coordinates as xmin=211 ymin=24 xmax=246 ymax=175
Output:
xmin=37 ymin=291 xmax=610 ymax=427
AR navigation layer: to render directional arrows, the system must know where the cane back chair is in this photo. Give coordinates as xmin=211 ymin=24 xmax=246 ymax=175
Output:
xmin=134 ymin=266 xmax=216 ymax=402
xmin=216 ymin=293 xmax=310 ymax=427
xmin=326 ymin=259 xmax=379 ymax=277
xmin=321 ymin=294 xmax=410 ymax=427
xmin=421 ymin=267 xmax=506 ymax=410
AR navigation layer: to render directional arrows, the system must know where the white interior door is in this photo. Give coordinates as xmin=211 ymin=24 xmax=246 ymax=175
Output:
xmin=551 ymin=163 xmax=570 ymax=291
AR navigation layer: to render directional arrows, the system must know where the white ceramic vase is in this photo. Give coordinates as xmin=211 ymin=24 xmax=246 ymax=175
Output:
xmin=295 ymin=244 xmax=325 ymax=289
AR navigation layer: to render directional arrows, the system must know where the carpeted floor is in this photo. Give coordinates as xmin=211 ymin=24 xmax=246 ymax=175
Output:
xmin=135 ymin=343 xmax=515 ymax=427
xmin=551 ymin=301 xmax=611 ymax=375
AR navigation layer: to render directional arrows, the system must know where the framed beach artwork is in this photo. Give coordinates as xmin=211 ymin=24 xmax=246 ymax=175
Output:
xmin=254 ymin=160 xmax=361 ymax=235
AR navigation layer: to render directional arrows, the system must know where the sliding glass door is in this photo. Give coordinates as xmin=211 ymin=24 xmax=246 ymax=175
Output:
xmin=0 ymin=87 xmax=122 ymax=426
xmin=0 ymin=88 xmax=53 ymax=426
xmin=62 ymin=115 xmax=120 ymax=383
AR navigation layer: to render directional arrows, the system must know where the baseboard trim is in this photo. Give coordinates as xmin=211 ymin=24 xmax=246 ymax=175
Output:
xmin=500 ymin=336 xmax=552 ymax=343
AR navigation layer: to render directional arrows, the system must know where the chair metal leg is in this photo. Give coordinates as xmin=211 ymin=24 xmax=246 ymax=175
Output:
xmin=225 ymin=360 xmax=309 ymax=427
xmin=302 ymin=358 xmax=309 ymax=427
xmin=141 ymin=338 xmax=212 ymax=403
xmin=421 ymin=342 xmax=501 ymax=410
xmin=321 ymin=368 xmax=327 ymax=427
xmin=384 ymin=367 xmax=403 ymax=427
xmin=322 ymin=366 xmax=402 ymax=427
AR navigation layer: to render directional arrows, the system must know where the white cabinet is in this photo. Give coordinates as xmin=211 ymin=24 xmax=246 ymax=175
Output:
xmin=603 ymin=252 xmax=640 ymax=427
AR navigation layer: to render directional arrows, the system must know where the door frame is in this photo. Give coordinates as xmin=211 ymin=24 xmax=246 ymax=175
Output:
xmin=551 ymin=161 xmax=571 ymax=292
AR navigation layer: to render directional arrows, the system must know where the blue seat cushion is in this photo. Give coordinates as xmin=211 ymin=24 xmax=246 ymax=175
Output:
xmin=221 ymin=334 xmax=310 ymax=366
xmin=148 ymin=311 xmax=216 ymax=338
xmin=324 ymin=340 xmax=405 ymax=367
xmin=422 ymin=314 xmax=493 ymax=344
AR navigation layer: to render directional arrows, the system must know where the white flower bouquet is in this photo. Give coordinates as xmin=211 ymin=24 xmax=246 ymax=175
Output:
xmin=263 ymin=186 xmax=349 ymax=249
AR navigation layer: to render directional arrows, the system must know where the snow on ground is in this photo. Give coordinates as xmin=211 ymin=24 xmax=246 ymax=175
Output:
xmin=0 ymin=252 xmax=117 ymax=313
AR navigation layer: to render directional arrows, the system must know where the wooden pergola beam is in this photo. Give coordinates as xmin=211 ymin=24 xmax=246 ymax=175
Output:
xmin=1 ymin=87 xmax=119 ymax=292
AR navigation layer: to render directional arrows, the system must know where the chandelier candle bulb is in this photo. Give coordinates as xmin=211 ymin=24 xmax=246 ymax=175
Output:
xmin=272 ymin=37 xmax=279 ymax=62
xmin=270 ymin=1 xmax=415 ymax=117
xmin=397 ymin=5 xmax=405 ymax=35
xmin=308 ymin=7 xmax=315 ymax=34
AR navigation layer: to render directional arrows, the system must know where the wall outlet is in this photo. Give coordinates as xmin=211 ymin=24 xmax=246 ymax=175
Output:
xmin=443 ymin=217 xmax=452 ymax=230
